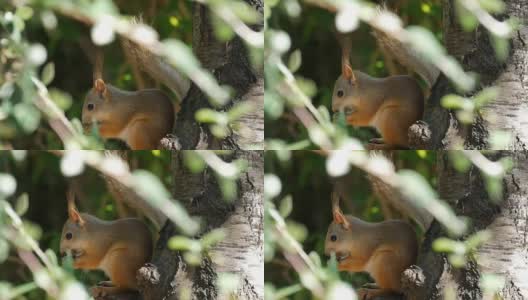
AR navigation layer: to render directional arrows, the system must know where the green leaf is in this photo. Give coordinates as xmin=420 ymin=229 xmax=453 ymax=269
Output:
xmin=407 ymin=26 xmax=475 ymax=92
xmin=228 ymin=1 xmax=261 ymax=24
xmin=60 ymin=151 xmax=85 ymax=177
xmin=398 ymin=170 xmax=468 ymax=236
xmin=295 ymin=76 xmax=317 ymax=99
xmin=22 ymin=221 xmax=43 ymax=242
xmin=441 ymin=95 xmax=466 ymax=109
xmin=480 ymin=273 xmax=505 ymax=293
xmin=318 ymin=105 xmax=331 ymax=123
xmin=212 ymin=16 xmax=235 ymax=41
xmin=264 ymin=174 xmax=281 ymax=200
xmin=45 ymin=248 xmax=58 ymax=266
xmin=433 ymin=238 xmax=466 ymax=256
xmin=327 ymin=281 xmax=356 ymax=300
xmin=132 ymin=170 xmax=171 ymax=205
xmin=15 ymin=193 xmax=29 ymax=216
xmin=286 ymin=220 xmax=307 ymax=243
xmin=490 ymin=34 xmax=509 ymax=62
xmin=183 ymin=251 xmax=202 ymax=265
xmin=484 ymin=176 xmax=503 ymax=203
xmin=27 ymin=44 xmax=47 ymax=66
xmin=489 ymin=130 xmax=511 ymax=150
xmin=0 ymin=282 xmax=11 ymax=300
xmin=218 ymin=176 xmax=237 ymax=201
xmin=132 ymin=170 xmax=199 ymax=236
xmin=474 ymin=87 xmax=500 ymax=108
xmin=13 ymin=103 xmax=40 ymax=133
xmin=163 ymin=39 xmax=230 ymax=106
xmin=195 ymin=109 xmax=224 ymax=124
xmin=16 ymin=6 xmax=34 ymax=20
xmin=0 ymin=82 xmax=14 ymax=100
xmin=279 ymin=195 xmax=292 ymax=218
xmin=201 ymin=229 xmax=226 ymax=248
xmin=227 ymin=102 xmax=254 ymax=122
xmin=87 ymin=0 xmax=119 ymax=16
xmin=449 ymin=151 xmax=472 ymax=172
xmin=288 ymin=49 xmax=302 ymax=73
xmin=183 ymin=152 xmax=206 ymax=173
xmin=456 ymin=110 xmax=474 ymax=124
xmin=264 ymin=92 xmax=284 ymax=120
xmin=0 ymin=239 xmax=9 ymax=264
xmin=210 ymin=124 xmax=230 ymax=138
xmin=217 ymin=273 xmax=240 ymax=295
xmin=478 ymin=0 xmax=506 ymax=13
xmin=0 ymin=174 xmax=17 ymax=198
xmin=168 ymin=236 xmax=196 ymax=251
xmin=465 ymin=230 xmax=492 ymax=250
xmin=455 ymin=1 xmax=478 ymax=31
xmin=41 ymin=62 xmax=55 ymax=85
xmin=448 ymin=253 xmax=467 ymax=267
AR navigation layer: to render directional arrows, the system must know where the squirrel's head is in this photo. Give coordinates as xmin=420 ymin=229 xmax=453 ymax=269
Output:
xmin=82 ymin=79 xmax=112 ymax=133
xmin=324 ymin=206 xmax=353 ymax=270
xmin=59 ymin=190 xmax=89 ymax=266
xmin=332 ymin=58 xmax=362 ymax=124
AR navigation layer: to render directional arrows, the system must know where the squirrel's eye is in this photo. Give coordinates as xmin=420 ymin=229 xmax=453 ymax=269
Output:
xmin=87 ymin=103 xmax=95 ymax=111
xmin=66 ymin=233 xmax=73 ymax=240
xmin=337 ymin=90 xmax=344 ymax=98
xmin=330 ymin=234 xmax=337 ymax=242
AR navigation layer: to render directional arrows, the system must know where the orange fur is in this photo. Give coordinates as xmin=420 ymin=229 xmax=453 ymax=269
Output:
xmin=60 ymin=194 xmax=153 ymax=298
xmin=325 ymin=213 xmax=418 ymax=299
xmin=82 ymin=82 xmax=175 ymax=150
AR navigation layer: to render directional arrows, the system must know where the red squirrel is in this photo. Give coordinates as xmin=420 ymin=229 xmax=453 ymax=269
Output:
xmin=81 ymin=47 xmax=176 ymax=150
xmin=325 ymin=193 xmax=418 ymax=299
xmin=82 ymin=78 xmax=174 ymax=150
xmin=59 ymin=190 xmax=153 ymax=297
xmin=332 ymin=34 xmax=430 ymax=150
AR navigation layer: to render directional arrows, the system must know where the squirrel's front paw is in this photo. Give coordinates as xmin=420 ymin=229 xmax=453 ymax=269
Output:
xmin=90 ymin=286 xmax=107 ymax=298
xmin=357 ymin=288 xmax=369 ymax=300
xmin=357 ymin=288 xmax=383 ymax=300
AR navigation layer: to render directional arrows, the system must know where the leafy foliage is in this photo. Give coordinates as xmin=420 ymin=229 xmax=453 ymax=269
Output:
xmin=264 ymin=0 xmax=516 ymax=149
xmin=0 ymin=149 xmax=249 ymax=299
xmin=1 ymin=0 xmax=262 ymax=149
xmin=264 ymin=150 xmax=510 ymax=299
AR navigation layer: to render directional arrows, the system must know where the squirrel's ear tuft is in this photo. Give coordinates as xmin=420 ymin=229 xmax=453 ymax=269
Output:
xmin=69 ymin=207 xmax=85 ymax=227
xmin=342 ymin=64 xmax=356 ymax=83
xmin=67 ymin=189 xmax=85 ymax=227
xmin=94 ymin=79 xmax=107 ymax=95
xmin=333 ymin=208 xmax=351 ymax=230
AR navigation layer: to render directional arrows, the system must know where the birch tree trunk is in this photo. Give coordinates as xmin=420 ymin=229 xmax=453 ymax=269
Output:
xmin=413 ymin=0 xmax=528 ymax=150
xmin=402 ymin=151 xmax=528 ymax=299
xmin=137 ymin=150 xmax=264 ymax=300
xmin=163 ymin=1 xmax=264 ymax=150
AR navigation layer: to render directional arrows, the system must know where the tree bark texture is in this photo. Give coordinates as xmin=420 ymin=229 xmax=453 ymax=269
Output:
xmin=410 ymin=0 xmax=528 ymax=150
xmin=168 ymin=1 xmax=264 ymax=150
xmin=401 ymin=151 xmax=528 ymax=299
xmin=137 ymin=151 xmax=264 ymax=300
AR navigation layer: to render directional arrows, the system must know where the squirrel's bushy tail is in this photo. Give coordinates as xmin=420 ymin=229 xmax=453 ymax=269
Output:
xmin=371 ymin=8 xmax=439 ymax=88
xmin=367 ymin=151 xmax=433 ymax=231
xmin=121 ymin=19 xmax=190 ymax=101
